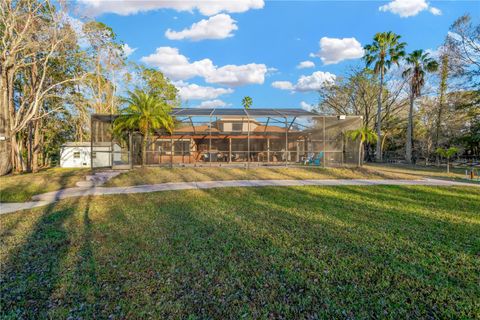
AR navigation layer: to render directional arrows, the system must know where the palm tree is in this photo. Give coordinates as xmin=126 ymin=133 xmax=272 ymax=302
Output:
xmin=403 ymin=50 xmax=439 ymax=164
xmin=436 ymin=147 xmax=458 ymax=173
xmin=114 ymin=89 xmax=174 ymax=166
xmin=347 ymin=127 xmax=378 ymax=167
xmin=242 ymin=96 xmax=252 ymax=109
xmin=364 ymin=31 xmax=406 ymax=162
xmin=241 ymin=96 xmax=253 ymax=166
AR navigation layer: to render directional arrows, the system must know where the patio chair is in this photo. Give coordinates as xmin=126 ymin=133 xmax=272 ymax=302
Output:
xmin=306 ymin=152 xmax=324 ymax=166
xmin=303 ymin=153 xmax=315 ymax=165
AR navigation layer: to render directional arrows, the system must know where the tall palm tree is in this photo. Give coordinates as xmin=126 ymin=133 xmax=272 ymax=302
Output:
xmin=114 ymin=89 xmax=174 ymax=166
xmin=403 ymin=50 xmax=439 ymax=163
xmin=242 ymin=96 xmax=252 ymax=109
xmin=241 ymin=96 xmax=253 ymax=166
xmin=347 ymin=127 xmax=378 ymax=167
xmin=364 ymin=31 xmax=406 ymax=162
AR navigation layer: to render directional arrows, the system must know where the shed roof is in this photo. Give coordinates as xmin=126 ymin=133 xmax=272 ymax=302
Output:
xmin=62 ymin=142 xmax=112 ymax=147
xmin=62 ymin=142 xmax=91 ymax=147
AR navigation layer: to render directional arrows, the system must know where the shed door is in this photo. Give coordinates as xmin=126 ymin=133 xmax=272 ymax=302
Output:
xmin=71 ymin=149 xmax=83 ymax=167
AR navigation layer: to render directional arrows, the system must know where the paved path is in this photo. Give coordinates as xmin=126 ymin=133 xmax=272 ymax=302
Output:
xmin=1 ymin=178 xmax=478 ymax=215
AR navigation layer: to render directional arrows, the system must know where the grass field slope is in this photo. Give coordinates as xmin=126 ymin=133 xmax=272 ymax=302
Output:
xmin=1 ymin=185 xmax=479 ymax=319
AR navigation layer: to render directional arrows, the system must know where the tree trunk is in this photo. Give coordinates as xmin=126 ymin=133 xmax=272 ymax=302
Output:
xmin=375 ymin=69 xmax=384 ymax=162
xmin=26 ymin=123 xmax=33 ymax=172
xmin=8 ymin=69 xmax=18 ymax=173
xmin=142 ymin=135 xmax=147 ymax=167
xmin=41 ymin=131 xmax=46 ymax=167
xmin=381 ymin=132 xmax=388 ymax=156
xmin=359 ymin=141 xmax=363 ymax=167
xmin=13 ymin=134 xmax=24 ymax=173
xmin=32 ymin=119 xmax=41 ymax=172
xmin=435 ymin=54 xmax=448 ymax=166
xmin=0 ymin=71 xmax=12 ymax=175
xmin=446 ymin=158 xmax=450 ymax=173
xmin=406 ymin=92 xmax=415 ymax=164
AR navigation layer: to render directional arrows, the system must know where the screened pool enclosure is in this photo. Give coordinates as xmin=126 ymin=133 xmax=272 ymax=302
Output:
xmin=91 ymin=108 xmax=362 ymax=169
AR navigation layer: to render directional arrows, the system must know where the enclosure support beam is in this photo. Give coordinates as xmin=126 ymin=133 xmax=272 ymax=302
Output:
xmin=264 ymin=117 xmax=270 ymax=133
xmin=170 ymin=135 xmax=173 ymax=168
xmin=285 ymin=117 xmax=288 ymax=167
xmin=190 ymin=137 xmax=193 ymax=164
xmin=209 ymin=115 xmax=212 ymax=166
xmin=189 ymin=117 xmax=196 ymax=134
xmin=267 ymin=138 xmax=270 ymax=163
xmin=90 ymin=117 xmax=93 ymax=169
xmin=229 ymin=137 xmax=232 ymax=163
xmin=288 ymin=117 xmax=297 ymax=131
xmin=296 ymin=141 xmax=300 ymax=162
xmin=323 ymin=116 xmax=326 ymax=168
xmin=246 ymin=116 xmax=250 ymax=169
xmin=129 ymin=132 xmax=133 ymax=169
xmin=110 ymin=117 xmax=114 ymax=168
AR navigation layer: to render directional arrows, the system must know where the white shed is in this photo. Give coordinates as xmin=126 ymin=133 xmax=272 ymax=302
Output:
xmin=60 ymin=142 xmax=121 ymax=168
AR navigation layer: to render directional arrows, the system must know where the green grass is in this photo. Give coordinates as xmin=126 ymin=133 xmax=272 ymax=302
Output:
xmin=367 ymin=163 xmax=480 ymax=184
xmin=1 ymin=165 xmax=477 ymax=203
xmin=0 ymin=168 xmax=89 ymax=202
xmin=1 ymin=186 xmax=479 ymax=319
xmin=106 ymin=166 xmax=417 ymax=187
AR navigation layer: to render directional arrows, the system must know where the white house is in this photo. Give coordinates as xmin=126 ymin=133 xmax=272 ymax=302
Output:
xmin=60 ymin=142 xmax=122 ymax=168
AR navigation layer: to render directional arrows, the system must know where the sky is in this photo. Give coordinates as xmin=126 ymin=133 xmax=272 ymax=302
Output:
xmin=75 ymin=0 xmax=479 ymax=110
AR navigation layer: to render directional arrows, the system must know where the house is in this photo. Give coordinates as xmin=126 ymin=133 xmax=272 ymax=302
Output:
xmin=90 ymin=108 xmax=363 ymax=168
xmin=60 ymin=142 xmax=121 ymax=168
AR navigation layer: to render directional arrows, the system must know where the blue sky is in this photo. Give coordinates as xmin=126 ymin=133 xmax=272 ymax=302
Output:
xmin=77 ymin=0 xmax=479 ymax=109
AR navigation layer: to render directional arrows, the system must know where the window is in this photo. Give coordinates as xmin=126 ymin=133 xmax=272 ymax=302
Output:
xmin=174 ymin=141 xmax=190 ymax=155
xmin=232 ymin=123 xmax=243 ymax=132
xmin=157 ymin=141 xmax=172 ymax=154
xmin=73 ymin=151 xmax=81 ymax=159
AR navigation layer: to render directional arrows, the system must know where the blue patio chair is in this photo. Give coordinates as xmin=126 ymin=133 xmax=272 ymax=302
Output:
xmin=303 ymin=152 xmax=315 ymax=165
xmin=311 ymin=152 xmax=324 ymax=166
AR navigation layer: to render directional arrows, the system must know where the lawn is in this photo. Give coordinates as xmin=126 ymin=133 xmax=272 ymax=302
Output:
xmin=105 ymin=166 xmax=417 ymax=187
xmin=1 ymin=186 xmax=478 ymax=319
xmin=0 ymin=165 xmax=477 ymax=203
xmin=367 ymin=163 xmax=480 ymax=184
xmin=0 ymin=168 xmax=90 ymax=202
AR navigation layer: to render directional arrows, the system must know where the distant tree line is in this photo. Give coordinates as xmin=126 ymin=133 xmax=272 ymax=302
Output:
xmin=317 ymin=14 xmax=479 ymax=164
xmin=0 ymin=0 xmax=179 ymax=175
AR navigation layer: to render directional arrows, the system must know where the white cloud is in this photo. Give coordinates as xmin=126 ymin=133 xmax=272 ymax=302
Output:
xmin=173 ymin=81 xmax=233 ymax=100
xmin=271 ymin=81 xmax=294 ymax=90
xmin=165 ymin=14 xmax=238 ymax=41
xmin=316 ymin=37 xmax=364 ymax=65
xmin=379 ymin=0 xmax=441 ymax=17
xmin=194 ymin=99 xmax=229 ymax=108
xmin=297 ymin=60 xmax=315 ymax=69
xmin=122 ymin=43 xmax=137 ymax=56
xmin=80 ymin=0 xmax=264 ymax=16
xmin=267 ymin=67 xmax=279 ymax=74
xmin=141 ymin=47 xmax=215 ymax=80
xmin=429 ymin=6 xmax=442 ymax=15
xmin=300 ymin=101 xmax=315 ymax=111
xmin=272 ymin=71 xmax=336 ymax=92
xmin=295 ymin=71 xmax=336 ymax=91
xmin=141 ymin=47 xmax=268 ymax=86
xmin=206 ymin=64 xmax=267 ymax=86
